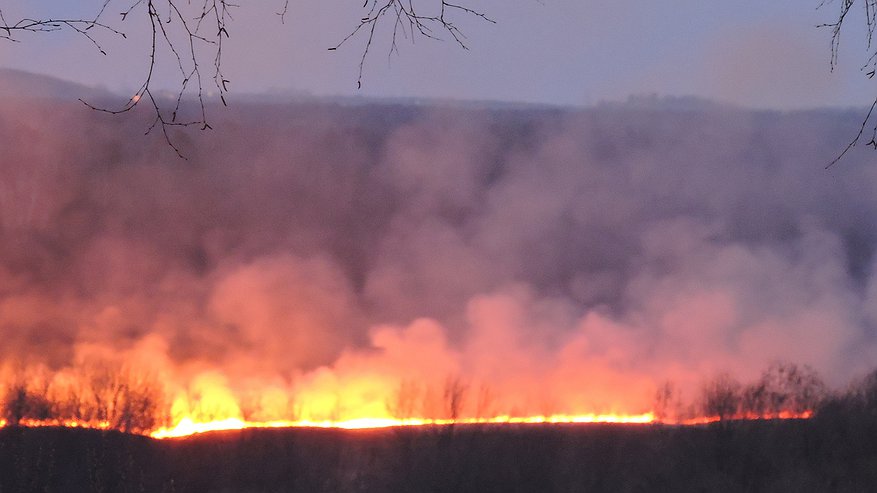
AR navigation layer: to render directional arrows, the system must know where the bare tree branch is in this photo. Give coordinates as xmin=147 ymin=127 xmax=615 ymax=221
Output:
xmin=1 ymin=1 xmax=235 ymax=157
xmin=277 ymin=0 xmax=290 ymax=24
xmin=2 ymin=0 xmax=492 ymax=157
xmin=330 ymin=0 xmax=495 ymax=89
xmin=819 ymin=0 xmax=877 ymax=167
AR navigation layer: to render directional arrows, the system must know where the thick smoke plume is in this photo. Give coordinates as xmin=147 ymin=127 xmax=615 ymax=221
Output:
xmin=1 ymin=71 xmax=876 ymax=426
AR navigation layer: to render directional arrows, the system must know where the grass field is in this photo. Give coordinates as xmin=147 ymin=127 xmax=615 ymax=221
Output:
xmin=1 ymin=416 xmax=875 ymax=493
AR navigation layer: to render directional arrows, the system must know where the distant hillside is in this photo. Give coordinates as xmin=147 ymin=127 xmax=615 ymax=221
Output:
xmin=0 ymin=68 xmax=110 ymax=101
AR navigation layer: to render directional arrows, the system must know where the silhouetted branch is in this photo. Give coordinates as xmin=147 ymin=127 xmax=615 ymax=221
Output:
xmin=0 ymin=10 xmax=124 ymax=48
xmin=819 ymin=0 xmax=877 ymax=166
xmin=277 ymin=0 xmax=290 ymax=24
xmin=330 ymin=0 xmax=495 ymax=89
xmin=826 ymin=98 xmax=877 ymax=168
xmin=1 ymin=1 xmax=233 ymax=158
xmin=2 ymin=0 xmax=492 ymax=156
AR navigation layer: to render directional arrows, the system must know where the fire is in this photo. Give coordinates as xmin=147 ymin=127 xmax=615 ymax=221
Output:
xmin=0 ymin=418 xmax=112 ymax=430
xmin=147 ymin=409 xmax=813 ymax=440
xmin=676 ymin=410 xmax=813 ymax=426
xmin=0 ymin=340 xmax=823 ymax=440
xmin=149 ymin=413 xmax=658 ymax=439
xmin=0 ymin=356 xmax=816 ymax=439
xmin=0 ymin=408 xmax=814 ymax=440
xmin=142 ymin=371 xmax=660 ymax=438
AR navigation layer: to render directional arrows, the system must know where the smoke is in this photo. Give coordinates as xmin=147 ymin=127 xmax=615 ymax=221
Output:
xmin=1 ymin=72 xmax=877 ymax=422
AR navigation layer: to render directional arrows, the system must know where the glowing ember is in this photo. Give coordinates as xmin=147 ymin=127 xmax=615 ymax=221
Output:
xmin=149 ymin=413 xmax=658 ymax=439
xmin=0 ymin=410 xmax=818 ymax=440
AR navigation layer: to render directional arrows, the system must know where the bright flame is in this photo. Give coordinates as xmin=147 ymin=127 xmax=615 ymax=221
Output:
xmin=0 ymin=337 xmax=820 ymax=440
xmin=149 ymin=413 xmax=658 ymax=439
xmin=0 ymin=361 xmax=816 ymax=440
xmin=148 ymin=411 xmax=818 ymax=440
xmin=1 ymin=409 xmax=816 ymax=441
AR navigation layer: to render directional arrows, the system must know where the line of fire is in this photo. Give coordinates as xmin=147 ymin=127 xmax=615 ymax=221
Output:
xmin=0 ymin=359 xmax=826 ymax=439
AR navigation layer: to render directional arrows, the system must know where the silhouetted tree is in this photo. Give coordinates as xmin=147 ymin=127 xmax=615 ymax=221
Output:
xmin=653 ymin=380 xmax=678 ymax=423
xmin=386 ymin=378 xmax=423 ymax=421
xmin=818 ymin=368 xmax=877 ymax=421
xmin=741 ymin=362 xmax=827 ymax=416
xmin=700 ymin=373 xmax=741 ymax=422
xmin=442 ymin=374 xmax=468 ymax=423
xmin=44 ymin=359 xmax=165 ymax=433
xmin=473 ymin=383 xmax=495 ymax=422
xmin=1 ymin=382 xmax=52 ymax=426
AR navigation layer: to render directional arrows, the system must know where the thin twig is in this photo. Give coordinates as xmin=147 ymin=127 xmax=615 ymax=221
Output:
xmin=818 ymin=0 xmax=877 ymax=166
xmin=330 ymin=0 xmax=494 ymax=89
xmin=2 ymin=0 xmax=491 ymax=156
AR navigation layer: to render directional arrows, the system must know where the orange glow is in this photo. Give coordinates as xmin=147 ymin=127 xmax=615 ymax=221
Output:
xmin=676 ymin=410 xmax=813 ymax=426
xmin=0 ymin=418 xmax=112 ymax=430
xmin=148 ymin=410 xmax=819 ymax=439
xmin=149 ymin=413 xmax=658 ymax=439
xmin=143 ymin=370 xmax=662 ymax=438
xmin=0 ymin=333 xmax=819 ymax=440
xmin=0 ymin=410 xmax=816 ymax=440
xmin=0 ymin=358 xmax=817 ymax=440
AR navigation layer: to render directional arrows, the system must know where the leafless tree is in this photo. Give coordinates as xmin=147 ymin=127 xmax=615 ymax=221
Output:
xmin=1 ymin=1 xmax=492 ymax=157
xmin=0 ymin=366 xmax=54 ymax=426
xmin=48 ymin=359 xmax=166 ymax=433
xmin=386 ymin=378 xmax=423 ymax=421
xmin=473 ymin=382 xmax=495 ymax=421
xmin=1 ymin=1 xmax=233 ymax=158
xmin=820 ymin=0 xmax=877 ymax=166
xmin=741 ymin=362 xmax=826 ymax=417
xmin=1 ymin=381 xmax=53 ymax=426
xmin=858 ymin=368 xmax=877 ymax=410
xmin=442 ymin=374 xmax=468 ymax=423
xmin=700 ymin=373 xmax=742 ymax=422
xmin=652 ymin=380 xmax=678 ymax=423
xmin=328 ymin=0 xmax=494 ymax=89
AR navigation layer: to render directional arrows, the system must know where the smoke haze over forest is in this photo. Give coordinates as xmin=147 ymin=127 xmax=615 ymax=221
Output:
xmin=1 ymin=70 xmax=876 ymax=421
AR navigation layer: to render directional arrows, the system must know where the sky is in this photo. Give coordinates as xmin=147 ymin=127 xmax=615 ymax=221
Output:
xmin=0 ymin=0 xmax=875 ymax=108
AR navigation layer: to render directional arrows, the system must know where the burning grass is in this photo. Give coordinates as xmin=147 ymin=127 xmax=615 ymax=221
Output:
xmin=0 ymin=362 xmax=873 ymax=491
xmin=0 ymin=360 xmax=863 ymax=440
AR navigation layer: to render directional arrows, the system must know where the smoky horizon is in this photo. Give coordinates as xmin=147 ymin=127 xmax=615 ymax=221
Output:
xmin=1 ymin=71 xmax=876 ymax=430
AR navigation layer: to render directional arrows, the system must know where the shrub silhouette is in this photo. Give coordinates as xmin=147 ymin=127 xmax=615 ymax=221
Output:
xmin=386 ymin=379 xmax=423 ymax=421
xmin=74 ymin=361 xmax=165 ymax=433
xmin=741 ymin=362 xmax=827 ymax=416
xmin=1 ymin=359 xmax=165 ymax=433
xmin=700 ymin=373 xmax=741 ymax=421
xmin=1 ymin=382 xmax=52 ymax=425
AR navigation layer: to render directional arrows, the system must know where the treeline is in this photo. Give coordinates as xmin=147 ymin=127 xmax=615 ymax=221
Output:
xmin=654 ymin=362 xmax=831 ymax=423
xmin=693 ymin=362 xmax=877 ymax=426
xmin=0 ymin=360 xmax=165 ymax=434
xmin=2 ymin=359 xmax=877 ymax=435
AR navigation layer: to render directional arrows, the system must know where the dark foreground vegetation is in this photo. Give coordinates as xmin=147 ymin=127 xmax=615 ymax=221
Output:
xmin=1 ymin=405 xmax=876 ymax=493
xmin=0 ymin=364 xmax=875 ymax=492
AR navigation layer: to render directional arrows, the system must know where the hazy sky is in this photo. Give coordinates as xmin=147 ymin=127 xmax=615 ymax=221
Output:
xmin=1 ymin=0 xmax=875 ymax=108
